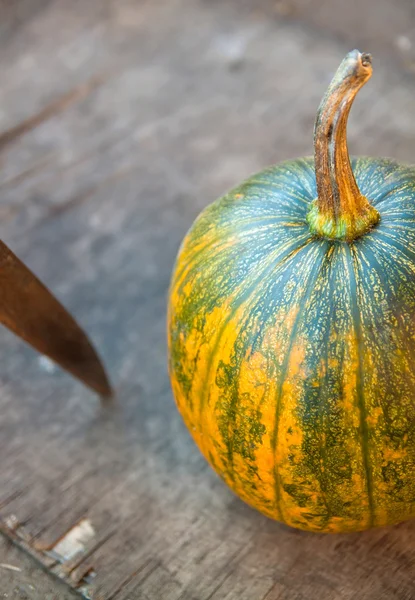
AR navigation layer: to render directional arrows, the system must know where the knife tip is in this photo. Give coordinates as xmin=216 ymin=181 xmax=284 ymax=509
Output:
xmin=84 ymin=362 xmax=114 ymax=401
xmin=98 ymin=381 xmax=115 ymax=402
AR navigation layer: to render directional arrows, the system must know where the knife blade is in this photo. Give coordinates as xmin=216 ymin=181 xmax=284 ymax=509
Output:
xmin=0 ymin=240 xmax=112 ymax=398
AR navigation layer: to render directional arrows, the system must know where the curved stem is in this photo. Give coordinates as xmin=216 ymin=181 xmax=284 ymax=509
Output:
xmin=307 ymin=50 xmax=380 ymax=241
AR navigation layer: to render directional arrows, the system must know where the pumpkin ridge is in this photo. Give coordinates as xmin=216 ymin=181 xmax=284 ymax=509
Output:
xmin=248 ymin=159 xmax=315 ymax=197
xmin=372 ymin=230 xmax=415 ymax=268
xmin=360 ymin=236 xmax=415 ymax=383
xmin=369 ymin=177 xmax=415 ymax=209
xmin=194 ymin=233 xmax=314 ymax=450
xmin=172 ymin=233 xmax=241 ymax=294
xmin=316 ymin=244 xmax=338 ymax=528
xmin=380 ymin=220 xmax=415 ymax=228
xmin=248 ymin=239 xmax=325 ymax=392
xmin=174 ymin=212 xmax=293 ymax=300
xmin=358 ymin=239 xmax=413 ymax=341
xmin=271 ymin=241 xmax=331 ymax=522
xmin=169 ymin=219 xmax=313 ymax=431
xmin=196 ymin=233 xmax=314 ymax=480
xmin=244 ymin=237 xmax=318 ymax=362
xmin=173 ymin=204 xmax=307 ymax=290
xmin=351 ymin=236 xmax=415 ymax=526
xmin=248 ymin=180 xmax=313 ymax=209
xmin=218 ymin=236 xmax=324 ymax=479
xmin=347 ymin=244 xmax=375 ymax=528
xmin=351 ymin=158 xmax=408 ymax=207
xmin=249 ymin=180 xmax=311 ymax=207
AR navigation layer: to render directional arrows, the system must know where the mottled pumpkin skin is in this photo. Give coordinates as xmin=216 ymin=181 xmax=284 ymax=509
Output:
xmin=168 ymin=156 xmax=415 ymax=533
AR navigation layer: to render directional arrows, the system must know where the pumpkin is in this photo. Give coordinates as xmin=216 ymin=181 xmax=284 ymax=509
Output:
xmin=167 ymin=50 xmax=415 ymax=533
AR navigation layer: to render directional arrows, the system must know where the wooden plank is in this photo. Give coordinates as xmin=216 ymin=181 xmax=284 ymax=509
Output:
xmin=1 ymin=0 xmax=415 ymax=598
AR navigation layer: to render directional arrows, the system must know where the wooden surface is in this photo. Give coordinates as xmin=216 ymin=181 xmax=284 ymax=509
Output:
xmin=0 ymin=534 xmax=79 ymax=599
xmin=2 ymin=1 xmax=415 ymax=598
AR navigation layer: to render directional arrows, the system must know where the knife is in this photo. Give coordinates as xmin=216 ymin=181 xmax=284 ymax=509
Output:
xmin=0 ymin=240 xmax=112 ymax=398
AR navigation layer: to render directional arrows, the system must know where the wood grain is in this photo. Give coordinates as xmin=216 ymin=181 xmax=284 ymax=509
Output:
xmin=1 ymin=0 xmax=415 ymax=598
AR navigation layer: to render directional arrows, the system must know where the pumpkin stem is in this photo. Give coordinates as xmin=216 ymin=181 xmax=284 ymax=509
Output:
xmin=307 ymin=50 xmax=380 ymax=241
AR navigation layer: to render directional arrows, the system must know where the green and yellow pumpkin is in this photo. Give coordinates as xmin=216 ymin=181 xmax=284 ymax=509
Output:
xmin=167 ymin=50 xmax=415 ymax=532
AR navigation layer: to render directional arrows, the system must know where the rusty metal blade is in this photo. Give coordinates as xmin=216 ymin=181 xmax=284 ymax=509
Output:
xmin=0 ymin=240 xmax=112 ymax=398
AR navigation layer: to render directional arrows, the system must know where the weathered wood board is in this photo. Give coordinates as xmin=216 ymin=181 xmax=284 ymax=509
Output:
xmin=2 ymin=0 xmax=415 ymax=598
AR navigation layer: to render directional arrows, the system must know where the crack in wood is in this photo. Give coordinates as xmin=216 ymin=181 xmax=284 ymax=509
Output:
xmin=0 ymin=489 xmax=27 ymax=511
xmin=0 ymin=75 xmax=106 ymax=152
xmin=0 ymin=156 xmax=54 ymax=191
